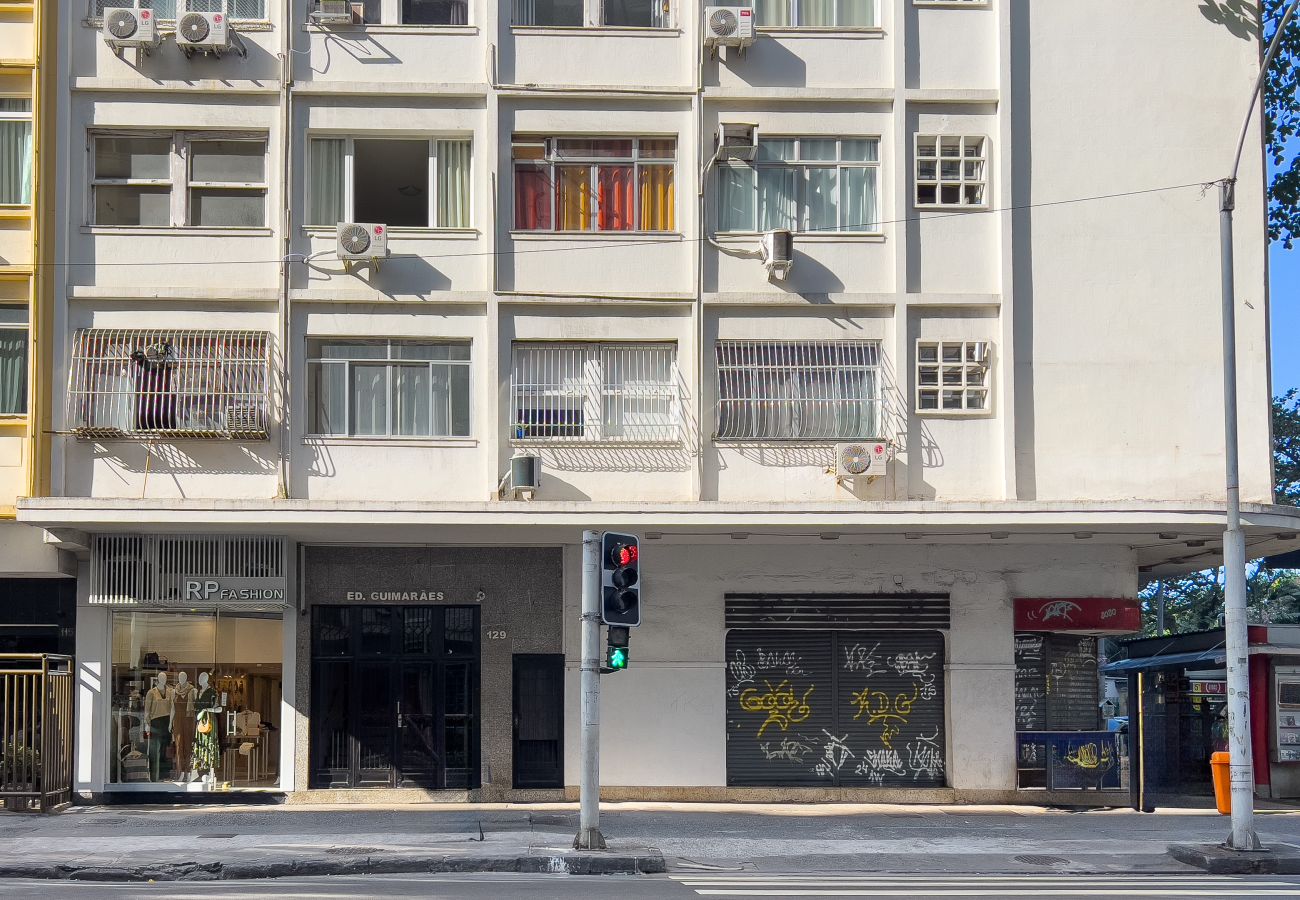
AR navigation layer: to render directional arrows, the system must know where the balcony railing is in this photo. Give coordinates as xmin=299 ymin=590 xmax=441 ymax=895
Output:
xmin=0 ymin=655 xmax=74 ymax=813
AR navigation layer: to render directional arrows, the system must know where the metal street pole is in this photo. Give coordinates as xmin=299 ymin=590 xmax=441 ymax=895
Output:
xmin=1218 ymin=0 xmax=1300 ymax=852
xmin=574 ymin=529 xmax=606 ymax=850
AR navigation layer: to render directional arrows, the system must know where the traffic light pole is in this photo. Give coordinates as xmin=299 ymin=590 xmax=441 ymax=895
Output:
xmin=574 ymin=529 xmax=607 ymax=850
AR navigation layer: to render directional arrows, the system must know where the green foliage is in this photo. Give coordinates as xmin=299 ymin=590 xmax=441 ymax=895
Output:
xmin=1276 ymin=388 xmax=1300 ymax=504
xmin=1264 ymin=0 xmax=1300 ymax=247
xmin=1141 ymin=564 xmax=1300 ymax=635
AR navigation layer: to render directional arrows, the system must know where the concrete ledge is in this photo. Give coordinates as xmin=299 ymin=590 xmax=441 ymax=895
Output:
xmin=0 ymin=850 xmax=666 ymax=882
xmin=1168 ymin=843 xmax=1300 ymax=875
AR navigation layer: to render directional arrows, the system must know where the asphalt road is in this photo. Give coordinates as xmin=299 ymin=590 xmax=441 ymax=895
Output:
xmin=2 ymin=873 xmax=1300 ymax=899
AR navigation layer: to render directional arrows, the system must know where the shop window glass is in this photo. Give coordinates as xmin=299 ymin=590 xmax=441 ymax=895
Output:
xmin=109 ymin=611 xmax=282 ymax=789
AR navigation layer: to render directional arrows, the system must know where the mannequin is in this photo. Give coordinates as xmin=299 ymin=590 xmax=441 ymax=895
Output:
xmin=192 ymin=671 xmax=221 ymax=786
xmin=142 ymin=672 xmax=174 ymax=782
xmin=171 ymin=671 xmax=197 ymax=782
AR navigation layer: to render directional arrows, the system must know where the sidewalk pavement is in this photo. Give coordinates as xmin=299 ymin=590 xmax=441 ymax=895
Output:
xmin=3 ymin=801 xmax=1300 ymax=882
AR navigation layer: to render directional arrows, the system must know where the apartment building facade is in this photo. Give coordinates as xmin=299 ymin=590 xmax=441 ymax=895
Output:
xmin=0 ymin=0 xmax=73 ymax=656
xmin=16 ymin=0 xmax=1300 ymax=801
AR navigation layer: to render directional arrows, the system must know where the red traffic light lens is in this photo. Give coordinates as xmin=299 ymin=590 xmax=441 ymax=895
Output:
xmin=611 ymin=544 xmax=639 ymax=567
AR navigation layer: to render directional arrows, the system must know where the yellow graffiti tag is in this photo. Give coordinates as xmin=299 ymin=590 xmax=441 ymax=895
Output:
xmin=739 ymin=679 xmax=815 ymax=738
xmin=849 ymin=684 xmax=919 ymax=749
xmin=1064 ymin=742 xmax=1115 ymax=772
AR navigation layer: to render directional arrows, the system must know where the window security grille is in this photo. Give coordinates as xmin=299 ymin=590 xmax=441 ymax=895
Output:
xmin=92 ymin=1 xmax=268 ymax=20
xmin=90 ymin=534 xmax=287 ymax=607
xmin=914 ymin=134 xmax=987 ymax=208
xmin=67 ymin=329 xmax=271 ymax=439
xmin=916 ymin=340 xmax=989 ymax=413
xmin=715 ymin=340 xmax=883 ymax=441
xmin=510 ymin=343 xmax=680 ymax=444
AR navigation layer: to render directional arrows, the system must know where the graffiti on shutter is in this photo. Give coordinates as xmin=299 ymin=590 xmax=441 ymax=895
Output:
xmin=1014 ymin=633 xmax=1047 ymax=731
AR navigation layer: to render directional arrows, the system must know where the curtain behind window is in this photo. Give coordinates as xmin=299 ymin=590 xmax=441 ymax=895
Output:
xmin=639 ymin=165 xmax=674 ymax=231
xmin=0 ymin=329 xmax=26 ymax=414
xmin=0 ymin=99 xmax=31 ymax=206
xmin=800 ymin=0 xmax=833 ymax=25
xmin=308 ymin=139 xmax=345 ymax=226
xmin=436 ymin=140 xmax=471 ymax=228
xmin=753 ymin=0 xmax=790 ymax=26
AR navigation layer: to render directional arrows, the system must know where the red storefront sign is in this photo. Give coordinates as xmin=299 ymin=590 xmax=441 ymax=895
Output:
xmin=1013 ymin=597 xmax=1142 ymax=634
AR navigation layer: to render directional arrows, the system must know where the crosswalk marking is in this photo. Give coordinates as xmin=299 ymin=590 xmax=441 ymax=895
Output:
xmin=669 ymin=874 xmax=1299 ymax=897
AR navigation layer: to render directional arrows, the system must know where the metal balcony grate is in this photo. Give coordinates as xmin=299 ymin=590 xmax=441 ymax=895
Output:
xmin=90 ymin=534 xmax=288 ymax=607
xmin=715 ymin=339 xmax=883 ymax=441
xmin=67 ymin=329 xmax=272 ymax=440
xmin=510 ymin=342 xmax=681 ymax=445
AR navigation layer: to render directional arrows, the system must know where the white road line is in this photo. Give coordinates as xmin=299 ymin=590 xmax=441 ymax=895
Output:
xmin=673 ymin=878 xmax=1293 ymax=886
xmin=689 ymin=891 xmax=1300 ymax=898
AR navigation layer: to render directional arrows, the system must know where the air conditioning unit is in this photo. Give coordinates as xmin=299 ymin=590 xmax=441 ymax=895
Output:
xmin=102 ymin=5 xmax=160 ymax=56
xmin=762 ymin=229 xmax=793 ymax=280
xmin=176 ymin=9 xmax=246 ymax=58
xmin=224 ymin=404 xmax=266 ymax=437
xmin=703 ymin=6 xmax=754 ymax=51
xmin=336 ymin=222 xmax=389 ymax=271
xmin=836 ymin=441 xmax=889 ymax=480
xmin=509 ymin=454 xmax=541 ymax=499
xmin=718 ymin=122 xmax=758 ymax=161
xmin=310 ymin=0 xmax=361 ymax=24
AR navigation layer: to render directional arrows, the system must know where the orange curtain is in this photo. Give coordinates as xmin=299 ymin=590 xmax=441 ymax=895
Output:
xmin=639 ymin=165 xmax=674 ymax=231
xmin=597 ymin=166 xmax=635 ymax=231
xmin=556 ymin=166 xmax=591 ymax=231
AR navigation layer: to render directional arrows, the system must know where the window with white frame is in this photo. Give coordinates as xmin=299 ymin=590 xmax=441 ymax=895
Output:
xmin=66 ymin=329 xmax=271 ymax=439
xmin=914 ymin=134 xmax=987 ymax=208
xmin=511 ymin=0 xmax=670 ymax=28
xmin=308 ymin=137 xmax=471 ymax=229
xmin=0 ymin=305 xmax=27 ymax=416
xmin=92 ymin=0 xmax=268 ymax=20
xmin=715 ymin=340 xmax=882 ymax=441
xmin=738 ymin=0 xmax=876 ymax=27
xmin=308 ymin=0 xmax=470 ymax=25
xmin=915 ymin=340 xmax=989 ymax=413
xmin=513 ymin=136 xmax=676 ymax=232
xmin=0 ymin=99 xmax=32 ymax=207
xmin=718 ymin=137 xmax=879 ymax=234
xmin=91 ymin=133 xmax=268 ymax=228
xmin=913 ymin=0 xmax=984 ymax=5
xmin=510 ymin=343 xmax=680 ymax=443
xmin=307 ymin=339 xmax=471 ymax=438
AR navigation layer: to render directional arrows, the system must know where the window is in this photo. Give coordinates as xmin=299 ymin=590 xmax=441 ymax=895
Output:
xmin=307 ymin=339 xmax=471 ymax=438
xmin=91 ymin=133 xmax=268 ymax=228
xmin=307 ymin=0 xmax=469 ymax=25
xmin=739 ymin=0 xmax=876 ymax=27
xmin=93 ymin=0 xmax=267 ymax=19
xmin=510 ymin=343 xmax=680 ymax=443
xmin=718 ymin=137 xmax=879 ymax=234
xmin=0 ymin=99 xmax=32 ymax=206
xmin=916 ymin=340 xmax=989 ymax=413
xmin=914 ymin=134 xmax=987 ymax=208
xmin=715 ymin=340 xmax=882 ymax=441
xmin=307 ymin=137 xmax=471 ymax=229
xmin=66 ymin=329 xmax=271 ymax=439
xmin=512 ymin=0 xmax=670 ymax=27
xmin=513 ymin=137 xmax=675 ymax=233
xmin=0 ymin=305 xmax=27 ymax=415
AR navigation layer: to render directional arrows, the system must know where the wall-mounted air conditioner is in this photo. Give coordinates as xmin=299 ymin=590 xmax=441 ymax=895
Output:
xmin=762 ymin=229 xmax=793 ymax=280
xmin=703 ymin=6 xmax=754 ymax=52
xmin=102 ymin=5 xmax=160 ymax=56
xmin=835 ymin=441 xmax=889 ymax=481
xmin=310 ymin=0 xmax=362 ymax=24
xmin=718 ymin=123 xmax=758 ymax=161
xmin=177 ymin=8 xmax=247 ymax=59
xmin=336 ymin=222 xmax=390 ymax=272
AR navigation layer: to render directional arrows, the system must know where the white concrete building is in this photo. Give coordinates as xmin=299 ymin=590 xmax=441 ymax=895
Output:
xmin=19 ymin=0 xmax=1300 ymax=802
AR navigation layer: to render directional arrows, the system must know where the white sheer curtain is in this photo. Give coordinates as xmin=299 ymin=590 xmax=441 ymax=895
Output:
xmin=436 ymin=140 xmax=471 ymax=228
xmin=308 ymin=138 xmax=345 ymax=226
xmin=718 ymin=165 xmax=755 ymax=232
xmin=0 ymin=100 xmax=31 ymax=206
xmin=800 ymin=0 xmax=833 ymax=26
xmin=754 ymin=0 xmax=790 ymax=26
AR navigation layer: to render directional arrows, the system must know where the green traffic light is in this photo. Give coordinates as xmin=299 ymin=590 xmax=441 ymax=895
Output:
xmin=607 ymin=647 xmax=628 ymax=670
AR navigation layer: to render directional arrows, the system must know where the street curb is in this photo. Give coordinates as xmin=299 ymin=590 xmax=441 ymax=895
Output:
xmin=0 ymin=851 xmax=667 ymax=882
xmin=1168 ymin=843 xmax=1300 ymax=875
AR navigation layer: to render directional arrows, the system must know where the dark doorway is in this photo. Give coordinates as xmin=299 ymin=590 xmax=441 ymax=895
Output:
xmin=311 ymin=605 xmax=480 ymax=789
xmin=0 ymin=578 xmax=75 ymax=655
xmin=513 ymin=654 xmax=564 ymax=789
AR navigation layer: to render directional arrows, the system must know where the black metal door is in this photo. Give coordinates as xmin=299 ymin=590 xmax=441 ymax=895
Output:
xmin=513 ymin=654 xmax=564 ymax=788
xmin=311 ymin=605 xmax=480 ymax=789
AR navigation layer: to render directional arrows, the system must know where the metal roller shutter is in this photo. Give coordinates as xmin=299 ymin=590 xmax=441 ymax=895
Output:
xmin=725 ymin=626 xmax=947 ymax=788
xmin=1014 ymin=633 xmax=1100 ymax=731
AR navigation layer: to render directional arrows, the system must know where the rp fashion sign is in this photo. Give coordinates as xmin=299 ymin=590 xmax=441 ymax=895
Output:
xmin=1014 ymin=597 xmax=1141 ymax=634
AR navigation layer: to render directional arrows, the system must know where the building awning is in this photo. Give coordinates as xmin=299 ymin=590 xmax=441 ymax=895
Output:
xmin=1103 ymin=648 xmax=1226 ymax=673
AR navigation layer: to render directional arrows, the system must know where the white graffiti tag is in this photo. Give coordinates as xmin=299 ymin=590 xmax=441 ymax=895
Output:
xmin=907 ymin=728 xmax=944 ymax=781
xmin=726 ymin=649 xmax=756 ymax=697
xmin=760 ymin=738 xmax=815 ymax=762
xmin=843 ymin=642 xmax=887 ymax=676
xmin=854 ymin=747 xmax=907 ymax=785
xmin=813 ymin=730 xmax=855 ymax=777
xmin=756 ymin=648 xmax=806 ymax=676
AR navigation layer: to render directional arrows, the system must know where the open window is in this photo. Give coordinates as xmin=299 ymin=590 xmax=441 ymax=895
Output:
xmin=308 ymin=137 xmax=471 ymax=229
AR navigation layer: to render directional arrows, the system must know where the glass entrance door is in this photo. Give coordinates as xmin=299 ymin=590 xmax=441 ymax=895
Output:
xmin=310 ymin=605 xmax=480 ymax=789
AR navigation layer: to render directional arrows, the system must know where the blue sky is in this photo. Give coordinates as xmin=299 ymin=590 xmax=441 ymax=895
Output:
xmin=1274 ymin=241 xmax=1299 ymax=395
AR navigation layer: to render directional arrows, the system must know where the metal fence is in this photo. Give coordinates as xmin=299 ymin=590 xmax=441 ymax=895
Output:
xmin=0 ymin=655 xmax=74 ymax=812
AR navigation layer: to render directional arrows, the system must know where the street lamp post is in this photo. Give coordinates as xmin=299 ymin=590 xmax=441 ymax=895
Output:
xmin=1218 ymin=0 xmax=1299 ymax=852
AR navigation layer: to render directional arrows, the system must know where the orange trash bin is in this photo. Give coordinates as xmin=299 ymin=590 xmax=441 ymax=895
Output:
xmin=1210 ymin=751 xmax=1232 ymax=815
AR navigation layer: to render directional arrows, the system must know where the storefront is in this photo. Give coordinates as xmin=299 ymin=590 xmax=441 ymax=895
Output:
xmin=297 ymin=545 xmax=564 ymax=798
xmin=86 ymin=534 xmax=288 ymax=795
xmin=723 ymin=593 xmax=949 ymax=787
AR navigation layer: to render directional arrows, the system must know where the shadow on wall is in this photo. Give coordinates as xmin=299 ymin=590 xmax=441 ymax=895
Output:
xmin=537 ymin=445 xmax=693 ymax=474
xmin=1197 ymin=1 xmax=1261 ymax=40
xmin=711 ymin=40 xmax=810 ymax=88
xmin=307 ymin=32 xmax=403 ymax=76
xmin=300 ymin=440 xmax=337 ymax=479
xmin=89 ymin=440 xmax=278 ymax=482
xmin=302 ymin=255 xmax=452 ymax=296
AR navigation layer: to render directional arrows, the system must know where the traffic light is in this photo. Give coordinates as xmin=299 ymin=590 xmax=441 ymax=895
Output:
xmin=600 ymin=531 xmax=641 ymax=626
xmin=606 ymin=625 xmax=630 ymax=671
